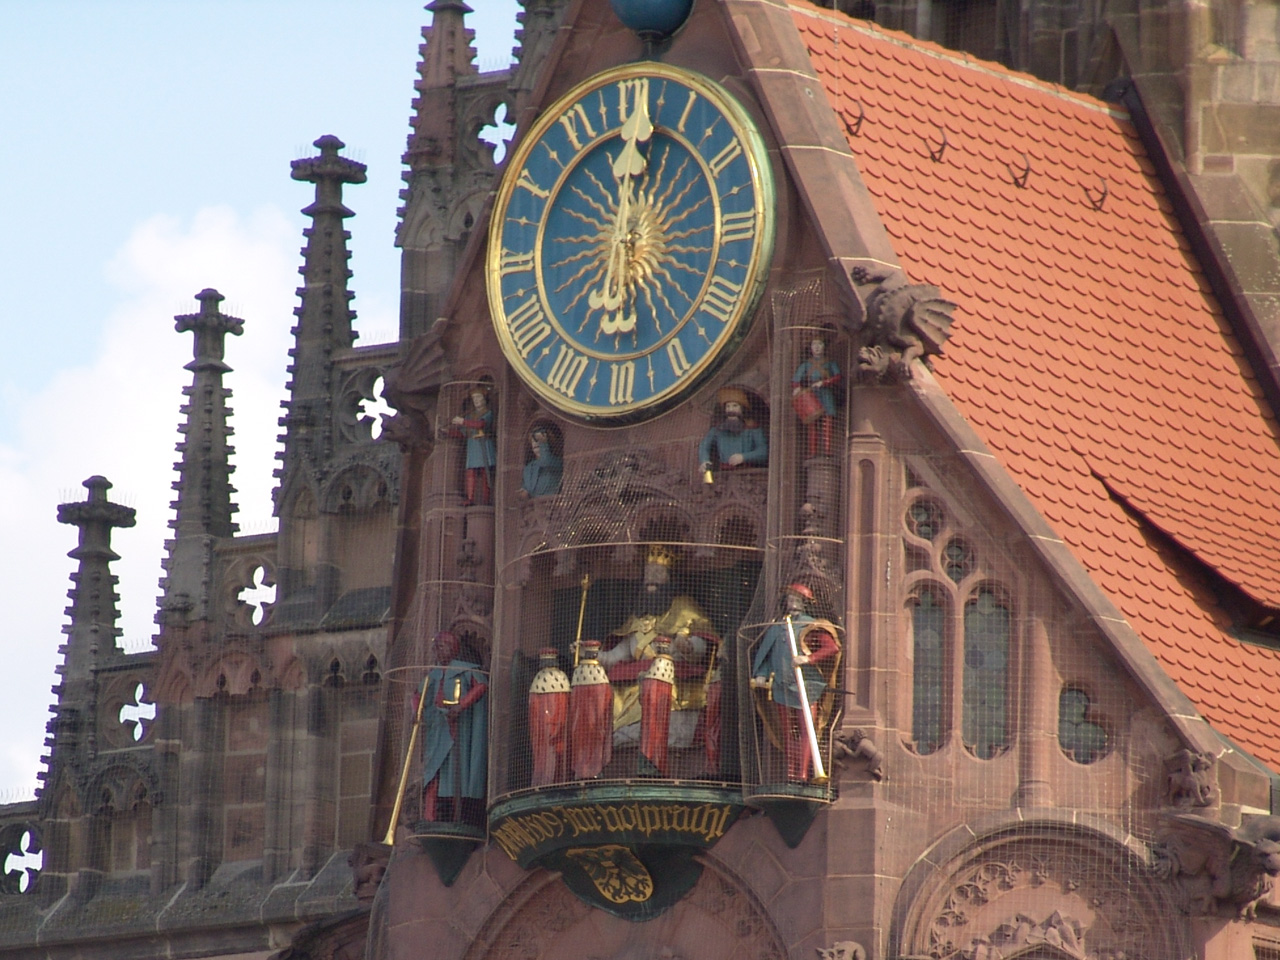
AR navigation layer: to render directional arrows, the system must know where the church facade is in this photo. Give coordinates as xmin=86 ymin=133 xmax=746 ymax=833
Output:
xmin=4 ymin=2 xmax=1280 ymax=959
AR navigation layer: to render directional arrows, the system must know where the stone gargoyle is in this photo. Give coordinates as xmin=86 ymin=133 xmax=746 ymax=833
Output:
xmin=1153 ymin=813 xmax=1280 ymax=918
xmin=851 ymin=266 xmax=956 ymax=382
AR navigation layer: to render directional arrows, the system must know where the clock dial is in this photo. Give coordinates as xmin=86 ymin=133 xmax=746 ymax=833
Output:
xmin=488 ymin=62 xmax=774 ymax=420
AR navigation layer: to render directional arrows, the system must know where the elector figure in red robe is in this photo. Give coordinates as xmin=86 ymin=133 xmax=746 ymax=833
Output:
xmin=570 ymin=640 xmax=612 ymax=779
xmin=528 ymin=648 xmax=569 ymax=787
xmin=638 ymin=638 xmax=675 ymax=775
xmin=695 ymin=650 xmax=724 ymax=777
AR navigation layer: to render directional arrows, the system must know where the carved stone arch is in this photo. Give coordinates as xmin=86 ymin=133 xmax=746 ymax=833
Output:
xmin=632 ymin=503 xmax=695 ymax=548
xmin=81 ymin=756 xmax=161 ymax=814
xmin=446 ymin=188 xmax=489 ymax=242
xmin=152 ymin=660 xmax=193 ymax=706
xmin=197 ymin=651 xmax=264 ymax=698
xmin=702 ymin=505 xmax=764 ymax=552
xmin=891 ymin=815 xmax=1190 ymax=960
xmin=321 ymin=462 xmax=393 ymax=515
xmin=462 ymin=855 xmax=788 ymax=960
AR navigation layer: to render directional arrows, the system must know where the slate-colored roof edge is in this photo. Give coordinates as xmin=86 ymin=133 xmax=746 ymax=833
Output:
xmin=721 ymin=0 xmax=902 ymax=318
xmin=1105 ymin=77 xmax=1280 ymax=449
xmin=906 ymin=366 xmax=1270 ymax=796
xmin=793 ymin=1 xmax=1130 ymax=123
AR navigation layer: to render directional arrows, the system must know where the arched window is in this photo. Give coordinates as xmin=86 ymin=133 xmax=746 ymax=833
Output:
xmin=903 ymin=475 xmax=1017 ymax=761
xmin=912 ymin=589 xmax=946 ymax=754
xmin=962 ymin=588 xmax=1010 ymax=759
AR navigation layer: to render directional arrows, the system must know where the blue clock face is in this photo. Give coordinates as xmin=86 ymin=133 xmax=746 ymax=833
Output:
xmin=488 ymin=62 xmax=774 ymax=421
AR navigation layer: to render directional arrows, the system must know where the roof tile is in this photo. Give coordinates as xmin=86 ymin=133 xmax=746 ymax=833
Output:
xmin=793 ymin=3 xmax=1280 ymax=770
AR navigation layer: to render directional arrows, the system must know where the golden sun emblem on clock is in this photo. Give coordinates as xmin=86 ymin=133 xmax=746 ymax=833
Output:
xmin=549 ymin=84 xmax=715 ymax=348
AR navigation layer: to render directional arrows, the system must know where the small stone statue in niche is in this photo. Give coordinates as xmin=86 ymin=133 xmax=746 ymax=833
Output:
xmin=420 ymin=631 xmax=488 ymax=823
xmin=521 ymin=422 xmax=562 ymax=498
xmin=445 ymin=384 xmax=496 ymax=505
xmin=792 ymin=337 xmax=841 ymax=458
xmin=750 ymin=583 xmax=841 ymax=782
xmin=698 ymin=386 xmax=767 ymax=483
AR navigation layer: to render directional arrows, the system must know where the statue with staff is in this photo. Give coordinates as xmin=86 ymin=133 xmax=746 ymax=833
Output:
xmin=750 ymin=583 xmax=841 ymax=782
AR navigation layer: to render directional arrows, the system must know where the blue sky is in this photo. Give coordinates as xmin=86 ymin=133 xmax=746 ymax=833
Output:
xmin=0 ymin=1 xmax=521 ymax=798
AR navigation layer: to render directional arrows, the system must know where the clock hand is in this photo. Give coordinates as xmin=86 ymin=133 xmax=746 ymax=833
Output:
xmin=589 ymin=93 xmax=654 ymax=336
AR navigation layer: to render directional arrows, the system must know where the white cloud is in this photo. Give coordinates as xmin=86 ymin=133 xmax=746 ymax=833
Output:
xmin=0 ymin=205 xmax=400 ymax=796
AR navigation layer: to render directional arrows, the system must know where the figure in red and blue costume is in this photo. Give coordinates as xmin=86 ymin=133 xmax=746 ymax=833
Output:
xmin=750 ymin=583 xmax=840 ymax=782
xmin=420 ymin=631 xmax=488 ymax=823
xmin=792 ymin=337 xmax=841 ymax=458
xmin=448 ymin=386 xmax=497 ymax=505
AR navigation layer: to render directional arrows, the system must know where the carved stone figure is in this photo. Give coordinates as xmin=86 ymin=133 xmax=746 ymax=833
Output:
xmin=963 ymin=912 xmax=1086 ymax=960
xmin=348 ymin=840 xmax=390 ymax=903
xmin=817 ymin=942 xmax=866 ymax=960
xmin=792 ymin=338 xmax=841 ymax=458
xmin=420 ymin=631 xmax=488 ymax=823
xmin=750 ymin=583 xmax=841 ymax=782
xmin=834 ymin=728 xmax=884 ymax=781
xmin=522 ymin=424 xmax=563 ymax=498
xmin=1165 ymin=748 xmax=1218 ymax=808
xmin=1153 ymin=813 xmax=1280 ymax=917
xmin=698 ymin=386 xmax=767 ymax=481
xmin=853 ymin=266 xmax=956 ymax=382
xmin=444 ymin=385 xmax=497 ymax=505
xmin=528 ymin=649 xmax=570 ymax=787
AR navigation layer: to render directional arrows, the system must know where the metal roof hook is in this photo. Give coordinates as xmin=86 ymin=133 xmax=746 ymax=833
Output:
xmin=926 ymin=127 xmax=948 ymax=163
xmin=1085 ymin=176 xmax=1108 ymax=211
xmin=846 ymin=100 xmax=865 ymax=138
xmin=1007 ymin=152 xmax=1031 ymax=188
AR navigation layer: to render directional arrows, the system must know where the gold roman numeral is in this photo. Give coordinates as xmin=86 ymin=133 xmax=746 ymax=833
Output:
xmin=507 ymin=296 xmax=551 ymax=359
xmin=516 ymin=168 xmax=550 ymax=199
xmin=720 ymin=209 xmax=755 ymax=245
xmin=609 ymin=361 xmax=636 ymax=405
xmin=707 ymin=138 xmax=743 ymax=179
xmin=667 ymin=339 xmax=693 ymax=380
xmin=677 ymin=90 xmax=697 ymax=135
xmin=498 ymin=247 xmax=535 ymax=278
xmin=616 ymin=77 xmax=650 ymax=126
xmin=701 ymin=275 xmax=743 ymax=324
xmin=547 ymin=344 xmax=589 ymax=398
xmin=558 ymin=103 xmax=599 ymax=152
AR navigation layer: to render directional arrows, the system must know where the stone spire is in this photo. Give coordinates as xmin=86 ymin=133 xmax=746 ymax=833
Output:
xmin=276 ymin=135 xmax=367 ymax=508
xmin=171 ymin=288 xmax=242 ymax=540
xmin=404 ymin=1 xmax=478 ymax=175
xmin=156 ymin=290 xmax=242 ymax=627
xmin=510 ymin=0 xmax=570 ymax=116
xmin=45 ymin=477 xmax=136 ymax=766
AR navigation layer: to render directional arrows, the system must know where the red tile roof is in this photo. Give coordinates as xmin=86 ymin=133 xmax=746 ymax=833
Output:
xmin=791 ymin=3 xmax=1280 ymax=769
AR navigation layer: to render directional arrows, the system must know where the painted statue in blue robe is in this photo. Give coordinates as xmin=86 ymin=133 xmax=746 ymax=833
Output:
xmin=421 ymin=632 xmax=488 ymax=823
xmin=522 ymin=426 xmax=562 ymax=498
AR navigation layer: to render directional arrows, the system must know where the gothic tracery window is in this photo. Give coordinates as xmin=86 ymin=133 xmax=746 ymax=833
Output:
xmin=904 ymin=469 xmax=1014 ymax=759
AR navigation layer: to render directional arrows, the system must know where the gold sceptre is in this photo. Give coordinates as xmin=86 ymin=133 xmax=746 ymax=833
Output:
xmin=382 ymin=671 xmax=432 ymax=845
xmin=785 ymin=614 xmax=828 ymax=783
xmin=573 ymin=572 xmax=592 ymax=668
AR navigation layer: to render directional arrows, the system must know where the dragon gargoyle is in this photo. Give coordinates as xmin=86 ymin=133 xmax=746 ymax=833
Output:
xmin=1153 ymin=813 xmax=1280 ymax=918
xmin=851 ymin=266 xmax=956 ymax=382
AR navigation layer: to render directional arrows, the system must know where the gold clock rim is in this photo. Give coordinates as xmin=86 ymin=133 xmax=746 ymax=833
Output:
xmin=486 ymin=61 xmax=777 ymax=422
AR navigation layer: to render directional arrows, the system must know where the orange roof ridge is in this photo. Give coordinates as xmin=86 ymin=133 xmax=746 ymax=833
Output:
xmin=790 ymin=1 xmax=1128 ymax=121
